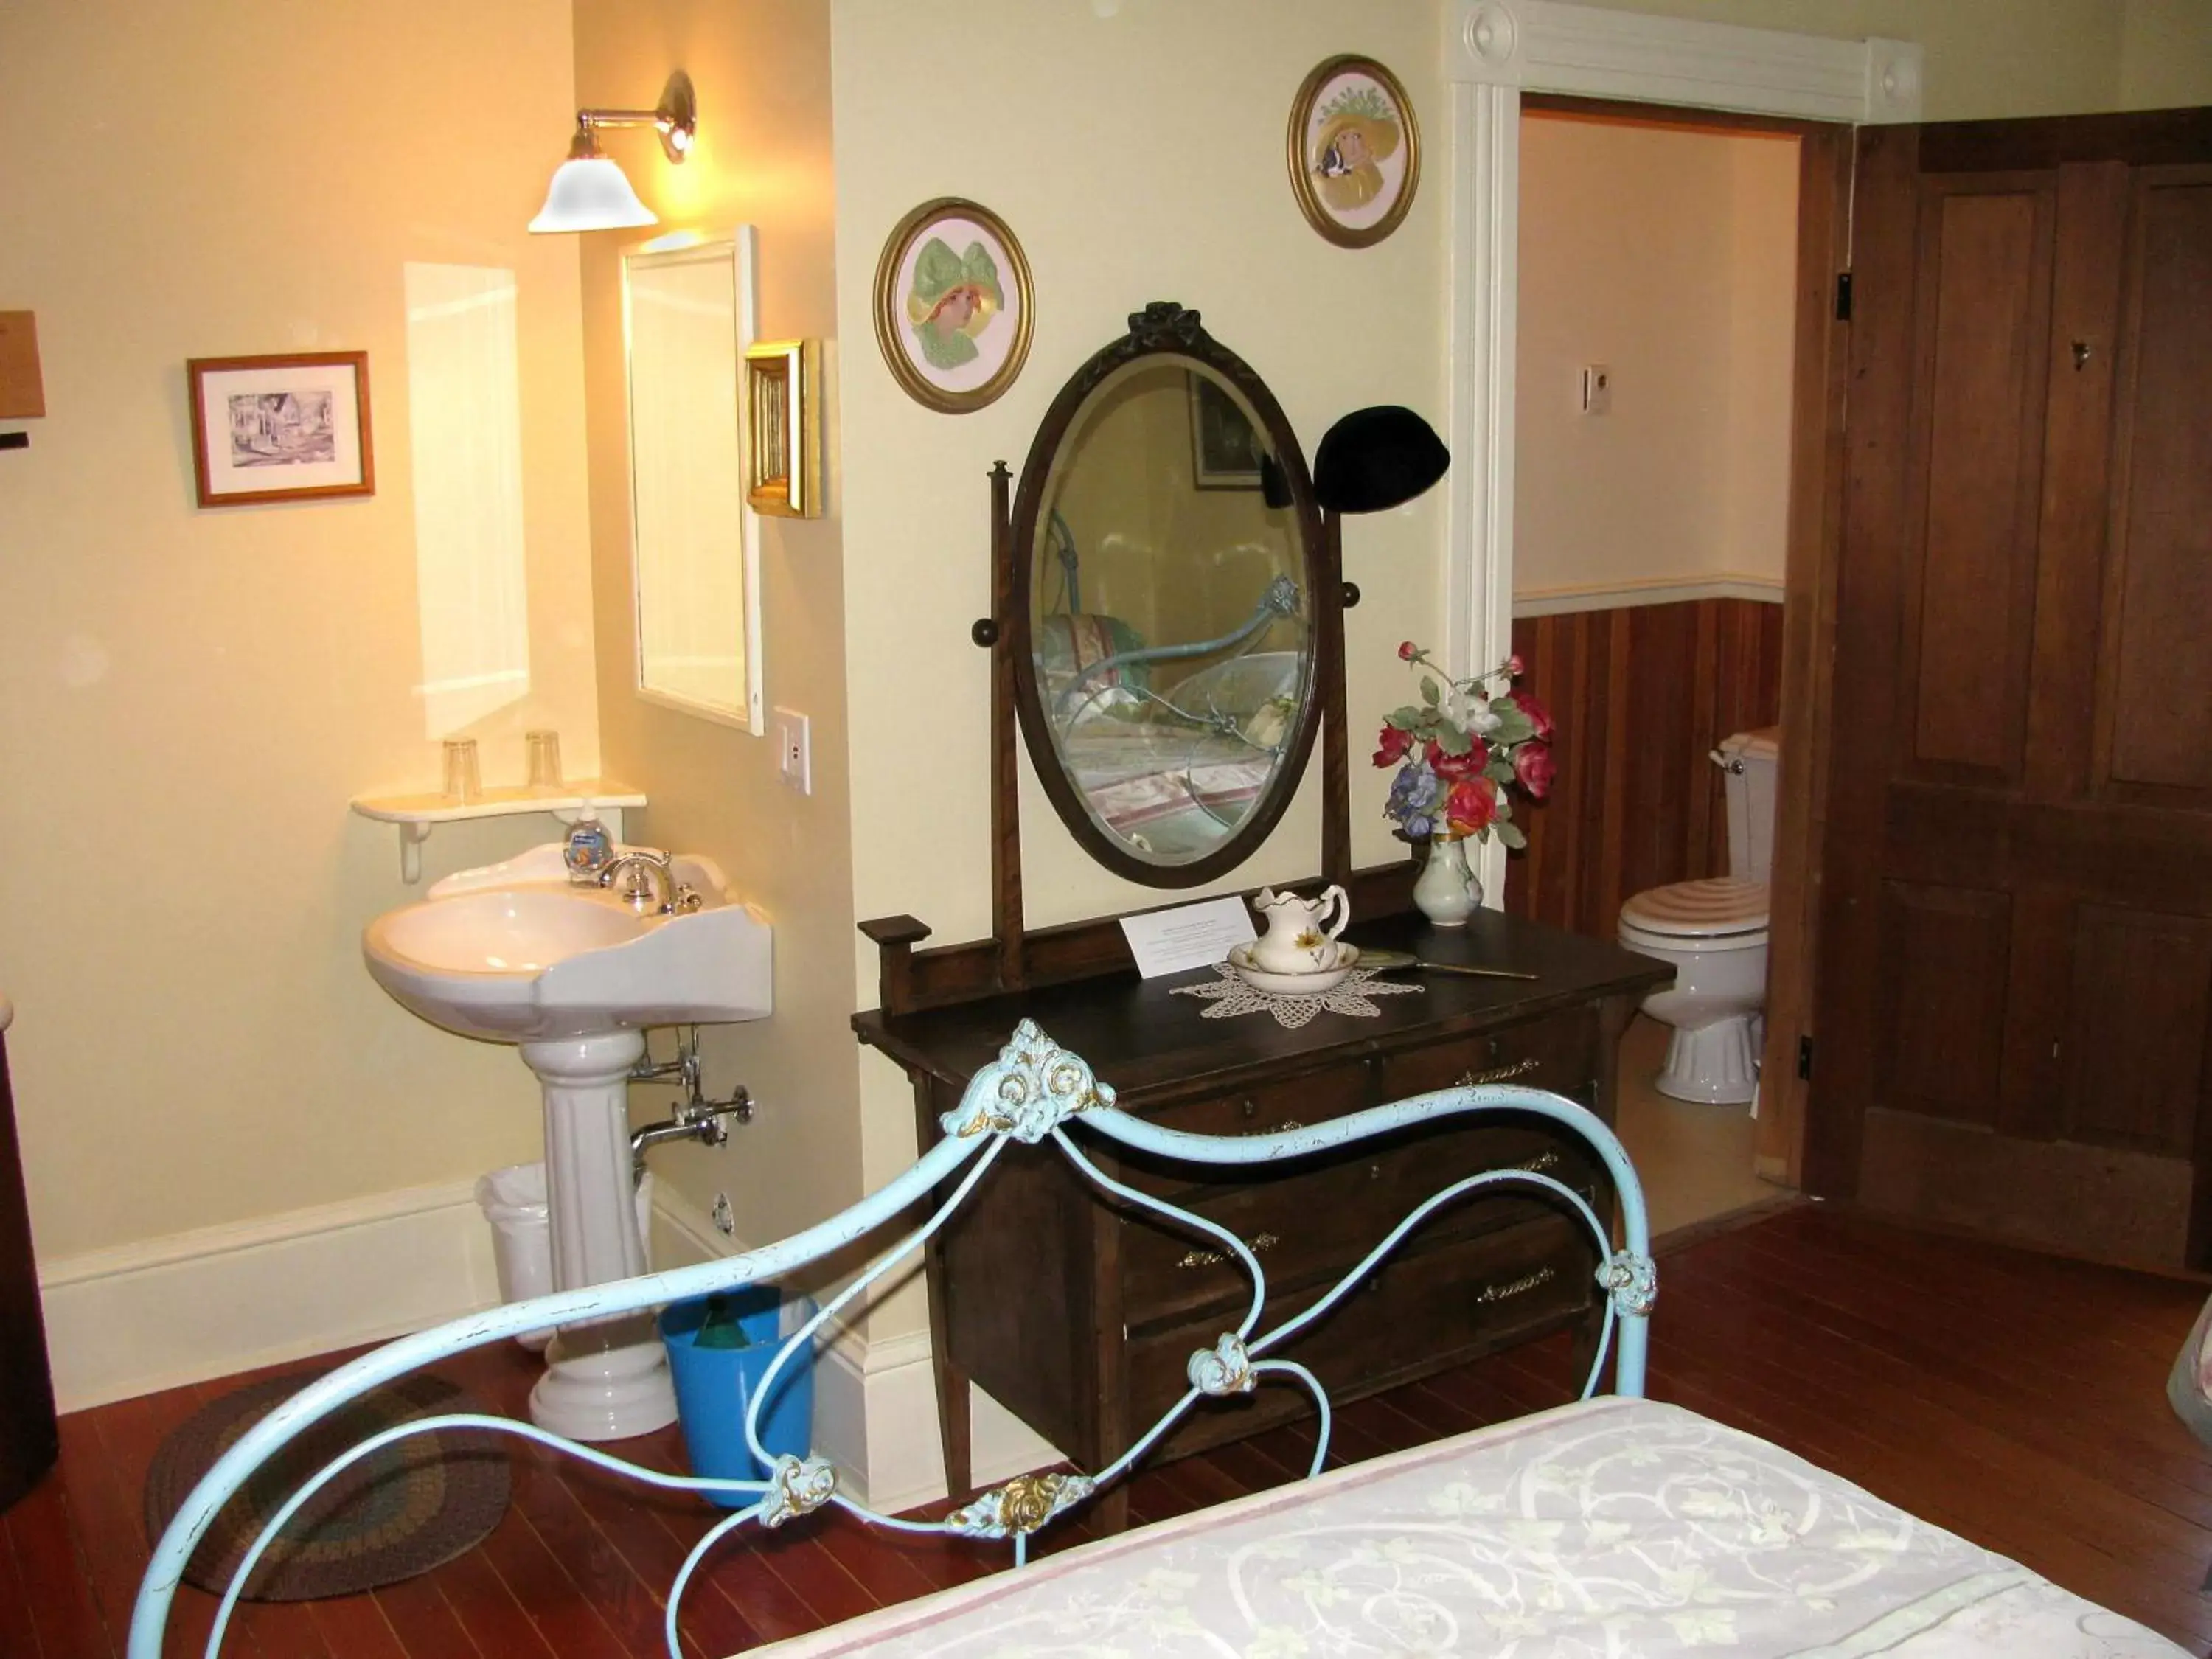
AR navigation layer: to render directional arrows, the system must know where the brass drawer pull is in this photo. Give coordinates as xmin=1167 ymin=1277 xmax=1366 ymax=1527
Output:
xmin=1455 ymin=1056 xmax=1542 ymax=1088
xmin=1176 ymin=1231 xmax=1278 ymax=1271
xmin=1476 ymin=1265 xmax=1557 ymax=1304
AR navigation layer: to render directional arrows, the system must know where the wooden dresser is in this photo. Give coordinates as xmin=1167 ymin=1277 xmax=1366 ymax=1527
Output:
xmin=855 ymin=902 xmax=1669 ymax=1512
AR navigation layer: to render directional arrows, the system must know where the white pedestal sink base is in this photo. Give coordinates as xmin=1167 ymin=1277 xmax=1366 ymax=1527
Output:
xmin=518 ymin=1031 xmax=677 ymax=1441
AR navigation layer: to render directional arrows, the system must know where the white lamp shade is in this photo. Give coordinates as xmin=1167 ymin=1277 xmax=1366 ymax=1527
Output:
xmin=529 ymin=156 xmax=657 ymax=234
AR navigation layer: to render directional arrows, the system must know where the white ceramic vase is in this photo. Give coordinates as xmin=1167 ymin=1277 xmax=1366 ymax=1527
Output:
xmin=1413 ymin=832 xmax=1483 ymax=928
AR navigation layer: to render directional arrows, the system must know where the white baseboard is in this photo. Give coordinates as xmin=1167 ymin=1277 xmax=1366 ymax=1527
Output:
xmin=39 ymin=1174 xmax=1065 ymax=1514
xmin=1513 ymin=573 xmax=1785 ymax=616
xmin=38 ymin=1181 xmax=501 ymax=1413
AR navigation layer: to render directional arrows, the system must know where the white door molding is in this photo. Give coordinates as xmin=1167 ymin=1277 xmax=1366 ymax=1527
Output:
xmin=1441 ymin=0 xmax=1920 ymax=902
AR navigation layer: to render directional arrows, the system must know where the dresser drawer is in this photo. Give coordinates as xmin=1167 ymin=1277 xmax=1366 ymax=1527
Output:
xmin=1116 ymin=1118 xmax=1599 ymax=1327
xmin=1377 ymin=1006 xmax=1597 ymax=1103
xmin=1105 ymin=1062 xmax=1372 ymax=1197
xmin=1122 ymin=1209 xmax=1597 ymax=1461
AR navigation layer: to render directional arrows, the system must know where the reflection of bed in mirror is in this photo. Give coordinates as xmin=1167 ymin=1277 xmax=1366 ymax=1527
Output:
xmin=1036 ymin=580 xmax=1305 ymax=859
xmin=1023 ymin=347 xmax=1315 ymax=870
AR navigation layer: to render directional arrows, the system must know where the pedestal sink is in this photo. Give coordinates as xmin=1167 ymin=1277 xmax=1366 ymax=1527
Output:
xmin=363 ymin=845 xmax=772 ymax=1441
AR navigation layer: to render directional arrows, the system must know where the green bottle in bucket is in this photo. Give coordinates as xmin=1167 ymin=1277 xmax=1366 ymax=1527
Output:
xmin=659 ymin=1287 xmax=815 ymax=1509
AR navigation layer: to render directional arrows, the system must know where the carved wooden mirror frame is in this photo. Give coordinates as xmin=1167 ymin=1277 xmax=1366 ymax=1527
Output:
xmin=862 ymin=302 xmax=1385 ymax=1015
xmin=1006 ymin=302 xmax=1326 ymax=889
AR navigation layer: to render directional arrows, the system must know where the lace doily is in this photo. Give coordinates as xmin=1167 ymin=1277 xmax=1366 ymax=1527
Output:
xmin=1172 ymin=963 xmax=1425 ymax=1029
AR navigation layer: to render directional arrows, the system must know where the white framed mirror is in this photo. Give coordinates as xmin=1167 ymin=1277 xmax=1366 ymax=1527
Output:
xmin=622 ymin=228 xmax=764 ymax=733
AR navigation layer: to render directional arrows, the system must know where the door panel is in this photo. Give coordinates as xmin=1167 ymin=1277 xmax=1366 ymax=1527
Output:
xmin=1876 ymin=881 xmax=2011 ymax=1125
xmin=2063 ymin=905 xmax=2212 ymax=1157
xmin=2103 ymin=172 xmax=2212 ymax=799
xmin=1904 ymin=183 xmax=2053 ymax=781
xmin=1815 ymin=111 xmax=2212 ymax=1269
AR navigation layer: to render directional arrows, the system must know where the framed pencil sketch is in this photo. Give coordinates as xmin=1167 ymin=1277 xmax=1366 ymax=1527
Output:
xmin=1287 ymin=56 xmax=1422 ymax=248
xmin=187 ymin=352 xmax=374 ymax=507
xmin=743 ymin=338 xmax=821 ymax=518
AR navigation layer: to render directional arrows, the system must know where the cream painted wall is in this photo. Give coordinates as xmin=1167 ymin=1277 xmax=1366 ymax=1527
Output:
xmin=0 ymin=1 xmax=597 ymax=1260
xmin=572 ymin=1 xmax=861 ymax=1251
xmin=1514 ymin=115 xmax=1797 ymax=596
xmin=1576 ymin=0 xmax=2132 ymax=120
xmin=831 ymin=0 xmax=1450 ymax=1349
xmin=2120 ymin=0 xmax=2212 ymax=111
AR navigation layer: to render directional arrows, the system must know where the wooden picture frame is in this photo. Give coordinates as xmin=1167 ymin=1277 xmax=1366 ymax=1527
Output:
xmin=743 ymin=338 xmax=821 ymax=518
xmin=872 ymin=198 xmax=1033 ymax=414
xmin=187 ymin=352 xmax=373 ymax=507
xmin=1286 ymin=56 xmax=1422 ymax=249
xmin=1186 ymin=372 xmax=1266 ymax=490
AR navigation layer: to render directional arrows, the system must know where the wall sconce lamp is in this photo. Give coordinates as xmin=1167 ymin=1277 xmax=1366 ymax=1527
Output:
xmin=529 ymin=71 xmax=698 ymax=234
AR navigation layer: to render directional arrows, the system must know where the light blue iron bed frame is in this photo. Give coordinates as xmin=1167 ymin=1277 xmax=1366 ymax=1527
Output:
xmin=131 ymin=1019 xmax=1660 ymax=1659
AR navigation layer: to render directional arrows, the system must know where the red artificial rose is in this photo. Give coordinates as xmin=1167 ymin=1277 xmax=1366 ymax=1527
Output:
xmin=1426 ymin=737 xmax=1489 ymax=783
xmin=1446 ymin=776 xmax=1498 ymax=835
xmin=1513 ymin=741 xmax=1555 ymax=800
xmin=1508 ymin=688 xmax=1555 ymax=741
xmin=1506 ymin=653 xmax=1526 ymax=675
xmin=1372 ymin=723 xmax=1413 ymax=768
xmin=1397 ymin=641 xmax=1419 ymax=661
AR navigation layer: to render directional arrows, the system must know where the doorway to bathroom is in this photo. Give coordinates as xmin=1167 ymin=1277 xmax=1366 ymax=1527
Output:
xmin=1500 ymin=97 xmax=1851 ymax=1242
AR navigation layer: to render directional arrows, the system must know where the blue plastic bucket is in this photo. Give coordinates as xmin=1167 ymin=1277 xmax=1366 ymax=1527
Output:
xmin=658 ymin=1287 xmax=816 ymax=1508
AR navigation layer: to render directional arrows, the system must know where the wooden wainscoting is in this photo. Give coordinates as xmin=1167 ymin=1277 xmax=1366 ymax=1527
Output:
xmin=1505 ymin=597 xmax=1784 ymax=937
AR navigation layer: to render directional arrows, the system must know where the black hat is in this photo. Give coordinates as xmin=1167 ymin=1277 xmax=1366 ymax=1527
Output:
xmin=1312 ymin=406 xmax=1450 ymax=515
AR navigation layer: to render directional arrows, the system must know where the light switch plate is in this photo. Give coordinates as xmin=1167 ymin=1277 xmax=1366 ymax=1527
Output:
xmin=1581 ymin=364 xmax=1613 ymax=415
xmin=773 ymin=707 xmax=811 ymax=794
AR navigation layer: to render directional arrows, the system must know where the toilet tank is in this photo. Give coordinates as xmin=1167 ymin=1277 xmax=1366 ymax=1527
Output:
xmin=1719 ymin=727 xmax=1781 ymax=883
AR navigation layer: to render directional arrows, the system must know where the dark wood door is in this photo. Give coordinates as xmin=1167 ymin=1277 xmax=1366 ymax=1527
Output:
xmin=1812 ymin=110 xmax=2212 ymax=1269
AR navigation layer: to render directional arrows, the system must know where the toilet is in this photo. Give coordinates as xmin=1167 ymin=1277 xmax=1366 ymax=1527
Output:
xmin=1617 ymin=728 xmax=1780 ymax=1105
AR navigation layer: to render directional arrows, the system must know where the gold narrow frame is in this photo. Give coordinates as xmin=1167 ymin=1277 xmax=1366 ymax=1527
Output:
xmin=743 ymin=338 xmax=821 ymax=518
xmin=186 ymin=351 xmax=375 ymax=508
xmin=1285 ymin=55 xmax=1422 ymax=250
xmin=872 ymin=197 xmax=1034 ymax=414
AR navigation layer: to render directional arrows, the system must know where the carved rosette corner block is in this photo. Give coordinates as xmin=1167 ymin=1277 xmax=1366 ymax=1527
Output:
xmin=945 ymin=1470 xmax=1096 ymax=1539
xmin=940 ymin=1018 xmax=1117 ymax=1142
xmin=1596 ymin=1249 xmax=1658 ymax=1318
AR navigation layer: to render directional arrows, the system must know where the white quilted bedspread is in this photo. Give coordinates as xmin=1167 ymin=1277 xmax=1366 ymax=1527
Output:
xmin=757 ymin=1397 xmax=2180 ymax=1658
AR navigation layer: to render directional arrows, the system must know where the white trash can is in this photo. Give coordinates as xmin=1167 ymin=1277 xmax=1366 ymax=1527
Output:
xmin=476 ymin=1161 xmax=655 ymax=1352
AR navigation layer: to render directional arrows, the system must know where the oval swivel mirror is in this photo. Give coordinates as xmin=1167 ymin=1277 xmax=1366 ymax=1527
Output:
xmin=1009 ymin=305 xmax=1324 ymax=886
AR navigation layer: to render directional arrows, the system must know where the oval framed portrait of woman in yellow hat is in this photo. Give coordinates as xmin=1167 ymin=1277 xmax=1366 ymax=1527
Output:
xmin=873 ymin=197 xmax=1035 ymax=414
xmin=1287 ymin=55 xmax=1421 ymax=249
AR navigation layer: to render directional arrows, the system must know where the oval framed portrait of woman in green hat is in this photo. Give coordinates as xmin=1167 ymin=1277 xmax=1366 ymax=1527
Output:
xmin=873 ymin=197 xmax=1035 ymax=414
xmin=1287 ymin=55 xmax=1422 ymax=249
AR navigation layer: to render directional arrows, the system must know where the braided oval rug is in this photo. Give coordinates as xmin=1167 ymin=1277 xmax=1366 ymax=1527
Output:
xmin=142 ymin=1369 xmax=509 ymax=1601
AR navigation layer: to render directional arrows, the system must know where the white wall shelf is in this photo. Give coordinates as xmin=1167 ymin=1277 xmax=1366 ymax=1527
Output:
xmin=350 ymin=780 xmax=647 ymax=883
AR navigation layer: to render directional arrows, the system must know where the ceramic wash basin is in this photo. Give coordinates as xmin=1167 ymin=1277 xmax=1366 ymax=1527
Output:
xmin=363 ymin=845 xmax=773 ymax=1042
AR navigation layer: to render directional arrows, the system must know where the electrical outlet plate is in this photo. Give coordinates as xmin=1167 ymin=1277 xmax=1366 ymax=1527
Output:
xmin=773 ymin=707 xmax=811 ymax=795
xmin=1581 ymin=364 xmax=1613 ymax=415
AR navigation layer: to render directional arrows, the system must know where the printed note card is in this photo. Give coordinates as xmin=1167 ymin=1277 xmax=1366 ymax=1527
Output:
xmin=1119 ymin=896 xmax=1258 ymax=980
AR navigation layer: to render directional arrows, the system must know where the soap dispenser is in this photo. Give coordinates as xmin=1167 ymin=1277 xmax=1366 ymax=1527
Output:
xmin=563 ymin=805 xmax=614 ymax=883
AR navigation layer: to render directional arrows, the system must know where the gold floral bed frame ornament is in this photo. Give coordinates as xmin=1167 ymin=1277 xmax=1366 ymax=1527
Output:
xmin=872 ymin=195 xmax=1035 ymax=414
xmin=1287 ymin=55 xmax=1422 ymax=249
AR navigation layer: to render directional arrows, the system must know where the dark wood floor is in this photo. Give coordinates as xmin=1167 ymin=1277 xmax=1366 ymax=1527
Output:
xmin=8 ymin=1204 xmax=2211 ymax=1657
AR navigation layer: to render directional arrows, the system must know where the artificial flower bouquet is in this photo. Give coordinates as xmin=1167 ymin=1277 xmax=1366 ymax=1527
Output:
xmin=1373 ymin=640 xmax=1554 ymax=846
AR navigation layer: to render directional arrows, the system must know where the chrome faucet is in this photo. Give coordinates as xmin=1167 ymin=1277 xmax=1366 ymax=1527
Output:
xmin=598 ymin=849 xmax=700 ymax=916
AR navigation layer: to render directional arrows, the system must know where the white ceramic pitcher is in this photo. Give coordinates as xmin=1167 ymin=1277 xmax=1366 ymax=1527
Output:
xmin=1250 ymin=884 xmax=1352 ymax=975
